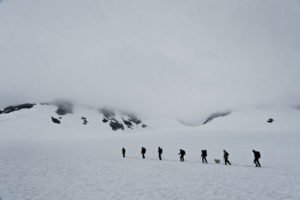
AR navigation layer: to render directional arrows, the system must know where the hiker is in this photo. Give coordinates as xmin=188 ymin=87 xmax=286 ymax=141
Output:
xmin=178 ymin=149 xmax=186 ymax=162
xmin=141 ymin=147 xmax=146 ymax=159
xmin=158 ymin=147 xmax=163 ymax=160
xmin=223 ymin=150 xmax=231 ymax=165
xmin=252 ymin=149 xmax=261 ymax=167
xmin=201 ymin=150 xmax=208 ymax=163
xmin=122 ymin=147 xmax=126 ymax=158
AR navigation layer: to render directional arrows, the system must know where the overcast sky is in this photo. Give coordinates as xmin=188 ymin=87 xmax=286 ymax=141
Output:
xmin=0 ymin=0 xmax=300 ymax=118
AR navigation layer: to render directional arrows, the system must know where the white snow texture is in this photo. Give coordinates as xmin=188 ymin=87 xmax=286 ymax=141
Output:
xmin=0 ymin=105 xmax=300 ymax=200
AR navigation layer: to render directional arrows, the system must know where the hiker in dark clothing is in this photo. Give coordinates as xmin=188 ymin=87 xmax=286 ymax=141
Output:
xmin=253 ymin=150 xmax=261 ymax=167
xmin=223 ymin=150 xmax=231 ymax=165
xmin=141 ymin=147 xmax=146 ymax=159
xmin=122 ymin=147 xmax=126 ymax=158
xmin=178 ymin=149 xmax=186 ymax=162
xmin=201 ymin=150 xmax=208 ymax=163
xmin=158 ymin=147 xmax=163 ymax=160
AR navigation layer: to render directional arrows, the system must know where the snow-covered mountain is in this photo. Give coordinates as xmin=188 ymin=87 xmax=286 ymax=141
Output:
xmin=0 ymin=101 xmax=148 ymax=137
xmin=1 ymin=101 xmax=300 ymax=140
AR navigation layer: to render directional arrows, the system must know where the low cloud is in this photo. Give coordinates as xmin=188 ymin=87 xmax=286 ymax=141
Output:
xmin=0 ymin=0 xmax=299 ymax=118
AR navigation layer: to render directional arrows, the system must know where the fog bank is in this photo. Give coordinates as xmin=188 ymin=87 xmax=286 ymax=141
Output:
xmin=0 ymin=0 xmax=300 ymax=118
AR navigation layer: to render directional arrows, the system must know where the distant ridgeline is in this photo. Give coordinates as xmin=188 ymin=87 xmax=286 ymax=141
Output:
xmin=0 ymin=101 xmax=147 ymax=131
xmin=0 ymin=103 xmax=36 ymax=114
xmin=177 ymin=111 xmax=232 ymax=127
xmin=202 ymin=111 xmax=231 ymax=125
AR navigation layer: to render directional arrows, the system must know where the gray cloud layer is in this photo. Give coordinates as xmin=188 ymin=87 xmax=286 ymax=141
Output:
xmin=0 ymin=0 xmax=300 ymax=117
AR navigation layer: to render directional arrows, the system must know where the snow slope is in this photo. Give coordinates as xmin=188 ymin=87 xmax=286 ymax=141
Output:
xmin=0 ymin=105 xmax=300 ymax=200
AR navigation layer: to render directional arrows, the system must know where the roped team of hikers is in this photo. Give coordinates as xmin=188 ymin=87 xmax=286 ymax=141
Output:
xmin=121 ymin=147 xmax=262 ymax=167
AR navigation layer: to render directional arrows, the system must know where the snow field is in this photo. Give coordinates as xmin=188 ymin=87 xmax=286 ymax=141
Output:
xmin=0 ymin=129 xmax=299 ymax=200
xmin=0 ymin=105 xmax=300 ymax=199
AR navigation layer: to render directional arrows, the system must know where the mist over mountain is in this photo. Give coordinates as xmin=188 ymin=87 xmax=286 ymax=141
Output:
xmin=0 ymin=0 xmax=300 ymax=118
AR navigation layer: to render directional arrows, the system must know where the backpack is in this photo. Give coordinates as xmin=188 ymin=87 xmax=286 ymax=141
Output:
xmin=141 ymin=147 xmax=146 ymax=153
xmin=224 ymin=152 xmax=229 ymax=157
xmin=180 ymin=150 xmax=185 ymax=155
xmin=159 ymin=148 xmax=163 ymax=154
xmin=202 ymin=150 xmax=207 ymax=157
xmin=257 ymin=152 xmax=261 ymax=158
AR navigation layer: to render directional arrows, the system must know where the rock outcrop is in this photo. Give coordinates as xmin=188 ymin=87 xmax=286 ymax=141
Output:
xmin=202 ymin=111 xmax=231 ymax=125
xmin=81 ymin=117 xmax=88 ymax=125
xmin=99 ymin=108 xmax=146 ymax=131
xmin=51 ymin=117 xmax=61 ymax=124
xmin=0 ymin=103 xmax=35 ymax=114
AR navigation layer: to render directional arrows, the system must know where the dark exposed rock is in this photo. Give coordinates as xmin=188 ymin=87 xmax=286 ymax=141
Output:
xmin=127 ymin=113 xmax=142 ymax=125
xmin=123 ymin=119 xmax=133 ymax=129
xmin=54 ymin=100 xmax=73 ymax=115
xmin=141 ymin=124 xmax=147 ymax=128
xmin=1 ymin=103 xmax=35 ymax=114
xmin=81 ymin=116 xmax=88 ymax=125
xmin=100 ymin=108 xmax=125 ymax=130
xmin=203 ymin=111 xmax=231 ymax=125
xmin=51 ymin=117 xmax=61 ymax=124
xmin=267 ymin=118 xmax=274 ymax=123
xmin=100 ymin=109 xmax=146 ymax=130
xmin=109 ymin=119 xmax=124 ymax=131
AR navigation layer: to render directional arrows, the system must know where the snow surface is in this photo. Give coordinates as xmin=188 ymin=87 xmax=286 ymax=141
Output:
xmin=0 ymin=105 xmax=300 ymax=200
